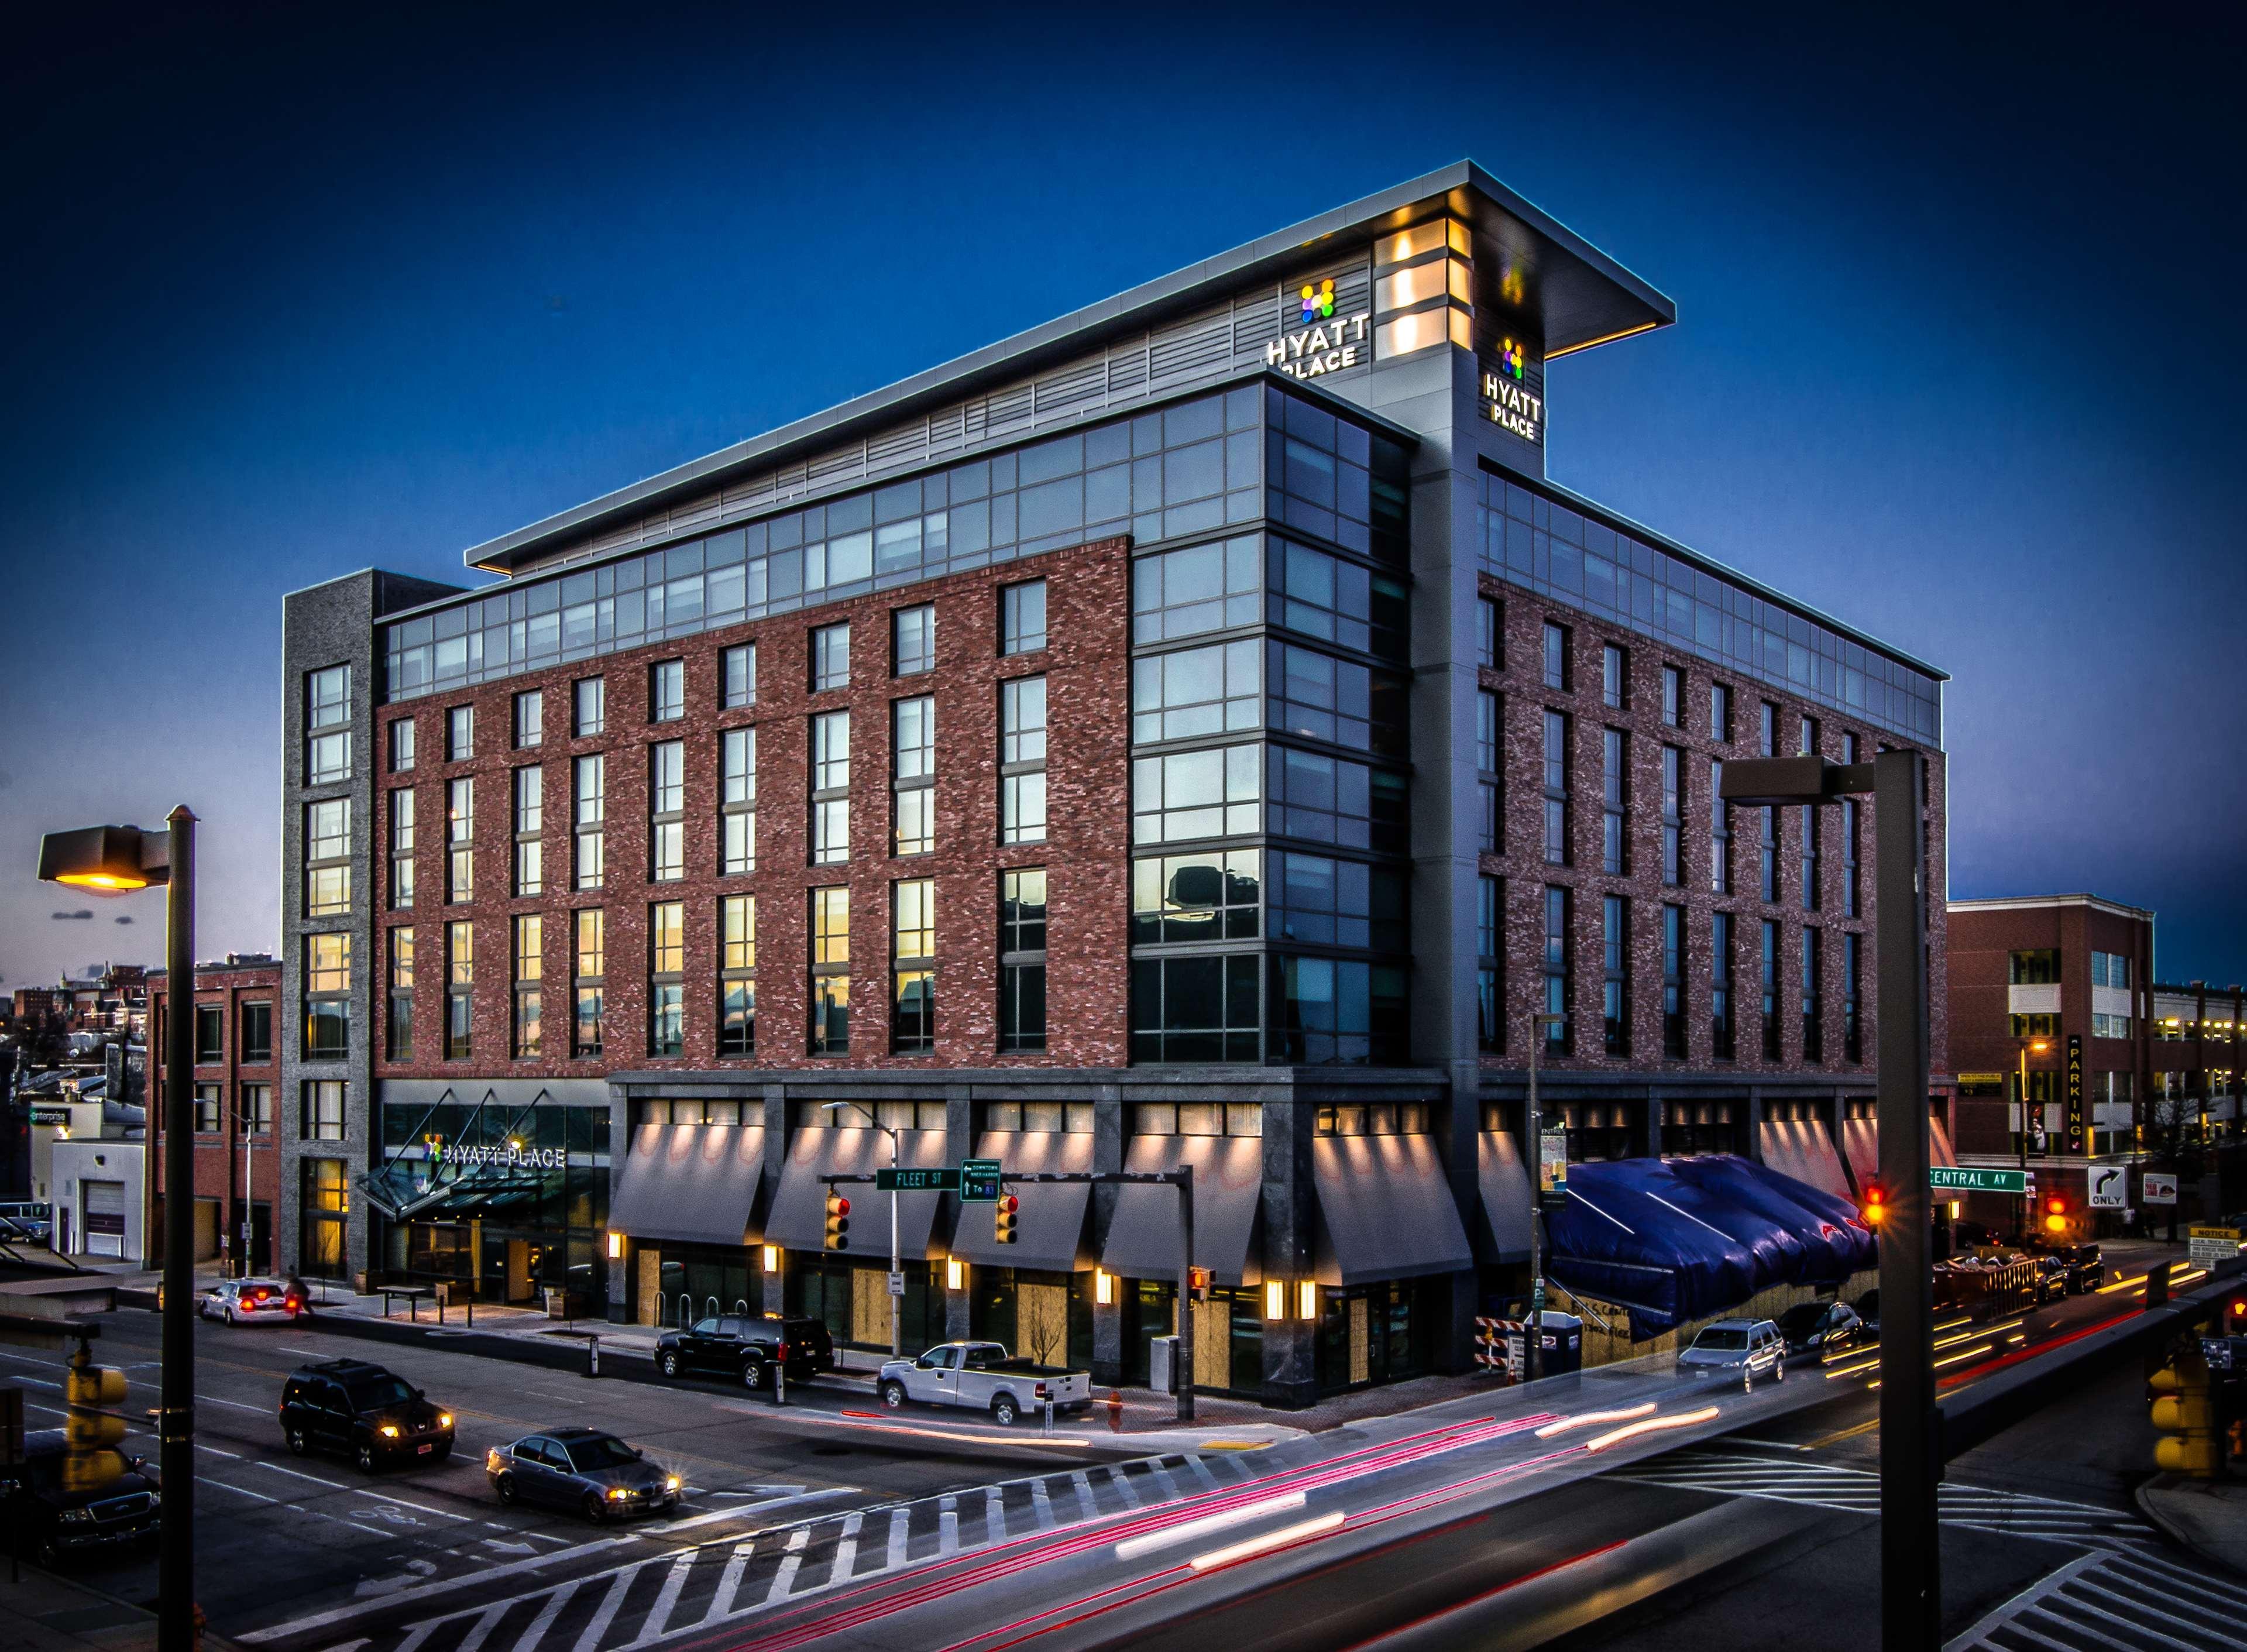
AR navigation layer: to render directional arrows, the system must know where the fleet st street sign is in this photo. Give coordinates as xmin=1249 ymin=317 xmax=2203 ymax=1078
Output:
xmin=1929 ymin=1166 xmax=2027 ymax=1194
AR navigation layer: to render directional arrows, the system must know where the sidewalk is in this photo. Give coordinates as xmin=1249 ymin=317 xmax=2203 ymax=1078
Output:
xmin=2136 ymin=1474 xmax=2247 ymax=1577
xmin=0 ymin=1563 xmax=238 ymax=1652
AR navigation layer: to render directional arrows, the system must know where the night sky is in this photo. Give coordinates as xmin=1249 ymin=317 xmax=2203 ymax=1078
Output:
xmin=2 ymin=3 xmax=2241 ymax=992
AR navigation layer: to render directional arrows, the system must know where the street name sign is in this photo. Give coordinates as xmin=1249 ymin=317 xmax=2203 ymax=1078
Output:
xmin=875 ymin=1167 xmax=960 ymax=1193
xmin=1929 ymin=1167 xmax=2026 ymax=1194
xmin=959 ymin=1159 xmax=1003 ymax=1203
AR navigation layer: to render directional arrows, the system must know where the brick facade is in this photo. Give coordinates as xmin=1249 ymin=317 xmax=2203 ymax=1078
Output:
xmin=147 ymin=957 xmax=282 ymax=1270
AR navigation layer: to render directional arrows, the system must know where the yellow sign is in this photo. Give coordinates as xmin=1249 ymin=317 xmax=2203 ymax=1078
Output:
xmin=2189 ymin=1226 xmax=2243 ymax=1241
xmin=1956 ymin=1073 xmax=2005 ymax=1086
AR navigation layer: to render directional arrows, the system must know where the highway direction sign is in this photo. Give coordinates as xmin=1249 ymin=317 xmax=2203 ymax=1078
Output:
xmin=959 ymin=1159 xmax=1003 ymax=1203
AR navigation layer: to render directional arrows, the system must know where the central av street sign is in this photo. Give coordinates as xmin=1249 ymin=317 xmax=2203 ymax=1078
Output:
xmin=1930 ymin=1166 xmax=2027 ymax=1194
xmin=875 ymin=1167 xmax=960 ymax=1193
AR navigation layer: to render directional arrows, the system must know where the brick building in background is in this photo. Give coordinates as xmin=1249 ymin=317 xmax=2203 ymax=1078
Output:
xmin=148 ymin=955 xmax=281 ymax=1272
xmin=272 ymin=163 xmax=1950 ymax=1406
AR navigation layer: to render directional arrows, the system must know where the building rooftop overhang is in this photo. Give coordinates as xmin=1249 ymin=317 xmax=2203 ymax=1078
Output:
xmin=1947 ymin=894 xmax=2158 ymax=923
xmin=462 ymin=160 xmax=1675 ymax=575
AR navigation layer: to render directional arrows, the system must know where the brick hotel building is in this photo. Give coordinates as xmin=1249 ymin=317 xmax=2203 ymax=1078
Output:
xmin=274 ymin=164 xmax=1949 ymax=1404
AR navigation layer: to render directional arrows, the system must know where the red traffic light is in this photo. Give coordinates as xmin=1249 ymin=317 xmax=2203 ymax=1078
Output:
xmin=834 ymin=1196 xmax=850 ymax=1216
xmin=998 ymin=1195 xmax=1018 ymax=1214
xmin=2046 ymin=1197 xmax=2066 ymax=1216
xmin=1860 ymin=1181 xmax=1887 ymax=1226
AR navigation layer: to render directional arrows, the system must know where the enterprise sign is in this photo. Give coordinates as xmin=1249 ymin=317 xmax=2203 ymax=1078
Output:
xmin=432 ymin=1142 xmax=567 ymax=1170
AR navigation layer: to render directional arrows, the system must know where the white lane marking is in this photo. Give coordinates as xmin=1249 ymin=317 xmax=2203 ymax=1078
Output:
xmin=765 ymin=1526 xmax=810 ymax=1603
xmin=509 ymin=1578 xmax=579 ymax=1652
xmin=638 ymin=1485 xmax=853 ymax=1535
xmin=939 ymin=1495 xmax=959 ymax=1557
xmin=246 ymin=1460 xmax=351 ymax=1489
xmin=569 ymin=1562 xmax=642 ymax=1652
xmin=198 ymin=1394 xmax=273 ymax=1413
xmin=1070 ymin=1469 xmax=1097 ymax=1523
xmin=195 ymin=1443 xmax=242 ymax=1458
xmin=353 ymin=1488 xmax=472 ymax=1522
xmin=1107 ymin=1465 xmax=1143 ymax=1509
xmin=703 ymin=1543 xmax=754 ymax=1623
xmin=453 ymin=1601 xmax=511 ymax=1652
xmin=198 ymin=1475 xmax=279 ymax=1502
xmin=832 ymin=1510 xmax=864 ymax=1580
xmin=235 ymin=1537 xmax=637 ymax=1641
xmin=394 ymin=1622 xmax=438 ymax=1652
xmin=638 ymin=1552 xmax=696 ymax=1642
xmin=1030 ymin=1479 xmax=1056 ymax=1529
xmin=985 ymin=1485 xmax=1006 ymax=1541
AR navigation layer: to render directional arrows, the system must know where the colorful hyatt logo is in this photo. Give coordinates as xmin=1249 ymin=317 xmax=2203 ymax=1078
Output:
xmin=1300 ymin=278 xmax=1336 ymax=322
xmin=1499 ymin=337 xmax=1526 ymax=380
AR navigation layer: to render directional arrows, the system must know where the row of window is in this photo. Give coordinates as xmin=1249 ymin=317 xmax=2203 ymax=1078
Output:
xmin=187 ymin=1081 xmax=273 ymax=1136
xmin=2008 ymin=948 xmax=2139 ymax=991
xmin=173 ymin=1000 xmax=273 ymax=1066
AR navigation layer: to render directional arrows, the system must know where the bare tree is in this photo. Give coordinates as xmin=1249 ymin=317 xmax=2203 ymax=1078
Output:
xmin=2143 ymin=1084 xmax=2208 ymax=1244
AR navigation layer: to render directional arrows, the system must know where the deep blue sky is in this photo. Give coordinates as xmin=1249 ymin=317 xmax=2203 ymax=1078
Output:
xmin=3 ymin=2 xmax=2242 ymax=992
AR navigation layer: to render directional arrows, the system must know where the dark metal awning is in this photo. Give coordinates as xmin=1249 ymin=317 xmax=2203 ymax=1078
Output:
xmin=764 ymin=1128 xmax=949 ymax=1259
xmin=1478 ymin=1131 xmax=1534 ymax=1263
xmin=1100 ymin=1135 xmax=1262 ymax=1287
xmin=358 ymin=1159 xmax=561 ymax=1221
xmin=950 ymin=1131 xmax=1093 ymax=1274
xmin=607 ymin=1124 xmax=765 ymax=1248
xmin=1316 ymin=1134 xmax=1473 ymax=1286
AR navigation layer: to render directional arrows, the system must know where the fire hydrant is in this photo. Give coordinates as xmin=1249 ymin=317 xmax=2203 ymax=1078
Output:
xmin=1107 ymin=1389 xmax=1124 ymax=1434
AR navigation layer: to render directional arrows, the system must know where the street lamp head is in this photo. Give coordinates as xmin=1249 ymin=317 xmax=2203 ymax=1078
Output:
xmin=36 ymin=824 xmax=169 ymax=892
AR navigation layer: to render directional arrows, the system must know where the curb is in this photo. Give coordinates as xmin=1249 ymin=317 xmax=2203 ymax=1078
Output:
xmin=2133 ymin=1472 xmax=2247 ymax=1579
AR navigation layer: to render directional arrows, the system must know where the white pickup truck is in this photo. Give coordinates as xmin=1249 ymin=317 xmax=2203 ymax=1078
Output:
xmin=877 ymin=1341 xmax=1093 ymax=1426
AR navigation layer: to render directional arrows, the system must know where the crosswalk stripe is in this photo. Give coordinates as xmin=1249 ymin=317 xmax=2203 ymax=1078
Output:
xmin=1186 ymin=1454 xmax=1222 ymax=1492
xmin=509 ymin=1579 xmax=578 ymax=1652
xmin=394 ymin=1623 xmax=438 ymax=1652
xmin=986 ymin=1485 xmax=1006 ymax=1541
xmin=832 ymin=1511 xmax=864 ymax=1582
xmin=455 ymin=1602 xmax=511 ymax=1652
xmin=637 ymin=1552 xmax=697 ymax=1643
xmin=570 ymin=1565 xmax=640 ymax=1652
xmin=939 ymin=1494 xmax=959 ymax=1557
xmin=1070 ymin=1469 xmax=1098 ymax=1523
xmin=702 ymin=1541 xmax=754 ymax=1624
xmin=1150 ymin=1459 xmax=1184 ymax=1503
xmin=887 ymin=1507 xmax=910 ymax=1571
xmin=766 ymin=1526 xmax=809 ymax=1605
xmin=1107 ymin=1464 xmax=1142 ymax=1509
xmin=1030 ymin=1479 xmax=1056 ymax=1530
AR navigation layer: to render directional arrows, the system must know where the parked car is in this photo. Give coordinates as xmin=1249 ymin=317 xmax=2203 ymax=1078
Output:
xmin=0 ymin=1430 xmax=160 ymax=1568
xmin=2029 ymin=1239 xmax=2104 ymax=1293
xmin=0 ymin=1201 xmax=54 ymax=1246
xmin=1950 ymin=1220 xmax=2005 ymax=1252
xmin=1776 ymin=1299 xmax=1873 ymax=1360
xmin=1676 ymin=1319 xmax=1787 ymax=1389
xmin=200 ymin=1278 xmax=305 ymax=1324
xmin=485 ymin=1428 xmax=679 ymax=1522
xmin=2029 ymin=1255 xmax=2071 ymax=1304
xmin=654 ymin=1313 xmax=833 ymax=1390
xmin=877 ymin=1341 xmax=1094 ymax=1426
xmin=279 ymin=1358 xmax=453 ymax=1471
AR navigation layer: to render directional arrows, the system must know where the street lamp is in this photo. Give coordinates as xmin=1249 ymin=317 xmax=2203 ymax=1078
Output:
xmin=1522 ymin=1009 xmax=1565 ymax=1384
xmin=37 ymin=810 xmax=197 ymax=1652
xmin=1720 ymin=751 xmax=1932 ymax=1652
xmin=823 ymin=1101 xmax=902 ymax=1356
xmin=2016 ymin=1038 xmax=2050 ymax=1244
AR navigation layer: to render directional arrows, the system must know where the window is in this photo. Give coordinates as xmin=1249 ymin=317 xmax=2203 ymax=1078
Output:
xmin=719 ymin=895 xmax=755 ymax=1056
xmin=306 ymin=665 xmax=351 ymax=784
xmin=1542 ymin=886 xmax=1571 ymax=1055
xmin=445 ymin=921 xmax=472 ymax=1059
xmin=1654 ymin=746 xmax=1680 ymax=887
xmin=1133 ymin=744 xmax=1258 ymax=845
xmin=1476 ymin=596 xmax=1500 ymax=670
xmin=513 ymin=767 xmax=543 ymax=897
xmin=301 ymin=1080 xmax=346 ymax=1142
xmin=573 ymin=909 xmax=605 ymax=1057
xmin=721 ymin=643 xmax=756 ymax=709
xmin=194 ymin=1083 xmax=222 ymax=1135
xmin=1135 ymin=640 xmax=1259 ymax=744
xmin=239 ymin=1083 xmax=272 ymax=1136
xmin=2091 ymin=1011 xmax=2132 ymax=1039
xmin=648 ymin=901 xmax=683 ymax=1056
xmin=300 ymin=1155 xmax=348 ymax=1273
xmin=2010 ymin=949 xmax=2059 ymax=985
xmin=893 ymin=696 xmax=935 ymax=856
xmin=1134 ymin=850 xmax=1261 ymax=943
xmin=1800 ymin=804 xmax=1820 ymax=911
xmin=1603 ymin=894 xmax=1628 ymax=1056
xmin=513 ymin=689 xmax=542 ymax=748
xmin=305 ymin=797 xmax=351 ymax=916
xmin=1711 ymin=911 xmax=1734 ymax=1060
xmin=810 ymin=887 xmax=850 ymax=1056
xmin=446 ymin=704 xmax=473 ymax=763
xmin=573 ymin=676 xmax=605 ymax=737
xmin=1542 ymin=621 xmax=1569 ymax=691
xmin=721 ymin=727 xmax=757 ymax=875
xmin=1132 ymin=533 xmax=1260 ymax=644
xmin=650 ymin=741 xmax=684 ymax=881
xmin=1001 ymin=579 xmax=1047 ymax=655
xmin=1602 ymin=643 xmax=1627 ymax=709
xmin=387 ymin=928 xmax=413 ymax=1061
xmin=1801 ymin=928 xmax=1823 ymax=1062
xmin=239 ymin=1001 xmax=272 ymax=1064
xmin=1759 ymin=806 xmax=1778 ymax=904
xmin=512 ymin=914 xmax=542 ymax=1058
xmin=2011 ymin=1012 xmax=2060 ymax=1039
xmin=305 ymin=933 xmax=350 ymax=1059
xmin=194 ymin=1005 xmax=224 ymax=1064
xmin=1841 ymin=798 xmax=1861 ymax=916
xmin=1799 ymin=714 xmax=1819 ymax=758
xmin=1267 ymin=746 xmax=1401 ymax=851
xmin=1843 ymin=932 xmax=1862 ymax=1063
xmin=650 ymin=658 xmax=685 ymax=722
xmin=389 ymin=717 xmax=415 ymax=774
xmin=1601 ymin=728 xmax=1628 ymax=875
xmin=1762 ymin=921 xmax=1781 ymax=1061
xmin=389 ymin=790 xmax=415 ymax=909
xmin=1660 ymin=664 xmax=1682 ymax=729
xmin=894 ymin=605 xmax=935 ymax=676
xmin=573 ymin=754 xmax=605 ymax=890
xmin=1130 ymin=954 xmax=1259 ymax=1063
xmin=1662 ymin=904 xmax=1686 ymax=1059
xmin=1477 ymin=875 xmax=1503 ymax=1053
xmin=810 ymin=623 xmax=850 ymax=692
xmin=446 ymin=777 xmax=475 ymax=902
xmin=1710 ymin=760 xmax=1731 ymax=895
xmin=1273 ymin=956 xmax=1406 ymax=1065
xmin=999 ymin=868 xmax=1047 ymax=1053
xmin=1709 ymin=682 xmax=1731 ymax=743
xmin=1758 ymin=700 xmax=1777 ymax=757
xmin=1476 ymin=690 xmax=1501 ymax=854
xmin=1263 ymin=537 xmax=1409 ymax=660
xmin=892 ymin=879 xmax=936 ymax=1055
xmin=2091 ymin=950 xmax=2133 ymax=990
xmin=1542 ymin=710 xmax=1571 ymax=866
xmin=810 ymin=711 xmax=851 ymax=864
xmin=1001 ymin=676 xmax=1047 ymax=844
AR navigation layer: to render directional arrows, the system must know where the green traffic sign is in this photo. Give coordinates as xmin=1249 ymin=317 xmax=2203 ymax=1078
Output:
xmin=959 ymin=1159 xmax=1003 ymax=1203
xmin=875 ymin=1167 xmax=960 ymax=1193
xmin=1929 ymin=1167 xmax=2026 ymax=1194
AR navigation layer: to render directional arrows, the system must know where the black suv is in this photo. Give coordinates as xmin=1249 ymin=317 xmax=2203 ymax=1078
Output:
xmin=280 ymin=1358 xmax=455 ymax=1471
xmin=0 ymin=1430 xmax=160 ymax=1568
xmin=655 ymin=1313 xmax=833 ymax=1390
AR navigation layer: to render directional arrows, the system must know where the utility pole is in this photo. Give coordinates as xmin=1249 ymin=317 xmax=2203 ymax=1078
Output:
xmin=1523 ymin=1010 xmax=1563 ymax=1383
xmin=822 ymin=1102 xmax=902 ymax=1356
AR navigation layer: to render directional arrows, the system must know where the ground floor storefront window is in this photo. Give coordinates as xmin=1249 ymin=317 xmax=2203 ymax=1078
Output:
xmin=967 ymin=1267 xmax=1093 ymax=1370
xmin=785 ymin=1255 xmax=945 ymax=1354
xmin=1119 ymin=1279 xmax=1263 ymax=1395
xmin=1314 ymin=1278 xmax=1439 ymax=1392
xmin=637 ymin=1241 xmax=762 ymax=1329
xmin=298 ymin=1157 xmax=348 ymax=1277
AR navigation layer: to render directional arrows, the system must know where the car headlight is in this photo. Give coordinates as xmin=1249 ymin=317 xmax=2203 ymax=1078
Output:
xmin=607 ymin=1486 xmax=627 ymax=1499
xmin=146 ymin=1492 xmax=160 ymax=1509
xmin=379 ymin=1424 xmax=400 ymax=1438
xmin=58 ymin=1507 xmax=94 ymax=1524
xmin=438 ymin=1414 xmax=453 ymax=1429
xmin=665 ymin=1475 xmax=680 ymax=1491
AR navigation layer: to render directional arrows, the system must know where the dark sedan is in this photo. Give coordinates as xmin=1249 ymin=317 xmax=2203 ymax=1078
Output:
xmin=486 ymin=1428 xmax=680 ymax=1522
xmin=1777 ymin=1299 xmax=1873 ymax=1361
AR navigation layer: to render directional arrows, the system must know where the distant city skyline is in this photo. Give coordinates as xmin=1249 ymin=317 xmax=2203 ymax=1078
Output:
xmin=3 ymin=2 xmax=2242 ymax=991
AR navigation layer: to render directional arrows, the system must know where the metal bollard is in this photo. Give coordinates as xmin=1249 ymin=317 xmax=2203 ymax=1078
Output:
xmin=587 ymin=1335 xmax=600 ymax=1379
xmin=1043 ymin=1398 xmax=1054 ymax=1436
xmin=774 ymin=1362 xmax=786 ymax=1406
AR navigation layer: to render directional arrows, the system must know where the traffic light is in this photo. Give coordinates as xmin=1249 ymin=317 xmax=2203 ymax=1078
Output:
xmin=2226 ymin=1296 xmax=2247 ymax=1337
xmin=1859 ymin=1179 xmax=1887 ymax=1228
xmin=2152 ymin=1351 xmax=2219 ymax=1476
xmin=63 ymin=1342 xmax=128 ymax=1493
xmin=2043 ymin=1194 xmax=2069 ymax=1237
xmin=993 ymin=1194 xmax=1018 ymax=1245
xmin=823 ymin=1190 xmax=850 ymax=1252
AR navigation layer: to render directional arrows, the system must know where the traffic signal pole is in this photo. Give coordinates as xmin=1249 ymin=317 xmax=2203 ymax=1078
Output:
xmin=160 ymin=806 xmax=197 ymax=1651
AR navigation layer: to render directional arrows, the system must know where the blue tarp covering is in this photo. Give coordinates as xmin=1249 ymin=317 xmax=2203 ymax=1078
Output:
xmin=1546 ymin=1155 xmax=1878 ymax=1338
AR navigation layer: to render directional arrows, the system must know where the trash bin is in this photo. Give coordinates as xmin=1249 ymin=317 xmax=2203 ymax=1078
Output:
xmin=1507 ymin=1311 xmax=1583 ymax=1376
xmin=544 ymin=1287 xmax=567 ymax=1319
xmin=1149 ymin=1334 xmax=1180 ymax=1396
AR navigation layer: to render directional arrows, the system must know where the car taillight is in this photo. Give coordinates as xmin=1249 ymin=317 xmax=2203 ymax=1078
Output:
xmin=777 ymin=1342 xmax=791 ymax=1361
xmin=253 ymin=1289 xmax=270 ymax=1300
